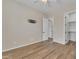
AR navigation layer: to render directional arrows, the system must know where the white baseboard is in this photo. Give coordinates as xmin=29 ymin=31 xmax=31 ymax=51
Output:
xmin=2 ymin=40 xmax=45 ymax=52
xmin=53 ymin=40 xmax=65 ymax=45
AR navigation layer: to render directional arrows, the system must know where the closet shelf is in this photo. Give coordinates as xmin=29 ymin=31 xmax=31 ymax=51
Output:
xmin=65 ymin=31 xmax=76 ymax=33
xmin=69 ymin=31 xmax=76 ymax=32
xmin=65 ymin=21 xmax=76 ymax=23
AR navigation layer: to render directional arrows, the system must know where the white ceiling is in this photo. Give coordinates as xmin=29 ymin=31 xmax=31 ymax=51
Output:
xmin=15 ymin=0 xmax=76 ymax=15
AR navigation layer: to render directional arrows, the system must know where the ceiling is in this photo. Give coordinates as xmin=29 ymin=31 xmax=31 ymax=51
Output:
xmin=15 ymin=0 xmax=76 ymax=15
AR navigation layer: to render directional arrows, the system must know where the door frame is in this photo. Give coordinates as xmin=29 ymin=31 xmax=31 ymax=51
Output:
xmin=42 ymin=16 xmax=54 ymax=41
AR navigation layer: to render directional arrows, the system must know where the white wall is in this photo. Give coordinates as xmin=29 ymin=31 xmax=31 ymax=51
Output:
xmin=2 ymin=0 xmax=44 ymax=51
xmin=53 ymin=14 xmax=65 ymax=44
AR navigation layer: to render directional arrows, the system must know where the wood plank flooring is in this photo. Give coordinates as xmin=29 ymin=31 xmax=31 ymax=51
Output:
xmin=2 ymin=40 xmax=76 ymax=59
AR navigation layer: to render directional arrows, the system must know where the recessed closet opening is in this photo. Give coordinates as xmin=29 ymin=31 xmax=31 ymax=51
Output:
xmin=65 ymin=11 xmax=76 ymax=43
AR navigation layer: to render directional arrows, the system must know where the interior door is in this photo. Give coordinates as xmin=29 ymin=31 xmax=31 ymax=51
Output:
xmin=42 ymin=17 xmax=49 ymax=40
xmin=48 ymin=19 xmax=53 ymax=38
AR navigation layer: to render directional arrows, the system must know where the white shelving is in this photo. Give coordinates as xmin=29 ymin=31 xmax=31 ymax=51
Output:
xmin=65 ymin=11 xmax=76 ymax=43
xmin=69 ymin=21 xmax=76 ymax=32
xmin=68 ymin=20 xmax=76 ymax=23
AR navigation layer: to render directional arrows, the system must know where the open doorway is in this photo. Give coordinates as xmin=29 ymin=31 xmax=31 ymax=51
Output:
xmin=42 ymin=16 xmax=54 ymax=42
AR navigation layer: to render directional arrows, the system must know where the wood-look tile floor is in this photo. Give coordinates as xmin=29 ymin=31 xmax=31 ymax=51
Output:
xmin=3 ymin=40 xmax=76 ymax=59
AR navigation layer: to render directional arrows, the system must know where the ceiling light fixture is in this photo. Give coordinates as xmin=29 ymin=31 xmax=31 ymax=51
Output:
xmin=34 ymin=0 xmax=57 ymax=7
xmin=41 ymin=0 xmax=48 ymax=4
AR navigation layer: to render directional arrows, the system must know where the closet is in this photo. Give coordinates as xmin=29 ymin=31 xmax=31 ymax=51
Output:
xmin=65 ymin=11 xmax=76 ymax=43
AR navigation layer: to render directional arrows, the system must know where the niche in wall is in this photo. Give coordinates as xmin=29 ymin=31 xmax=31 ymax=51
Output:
xmin=28 ymin=19 xmax=36 ymax=24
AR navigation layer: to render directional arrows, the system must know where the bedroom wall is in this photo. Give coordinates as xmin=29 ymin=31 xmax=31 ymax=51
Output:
xmin=2 ymin=0 xmax=76 ymax=51
xmin=2 ymin=0 xmax=44 ymax=51
xmin=53 ymin=13 xmax=65 ymax=44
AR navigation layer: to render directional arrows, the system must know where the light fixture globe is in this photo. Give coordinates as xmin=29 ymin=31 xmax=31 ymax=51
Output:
xmin=41 ymin=0 xmax=48 ymax=3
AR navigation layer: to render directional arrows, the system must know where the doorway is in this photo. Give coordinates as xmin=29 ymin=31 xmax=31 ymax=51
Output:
xmin=42 ymin=16 xmax=54 ymax=41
